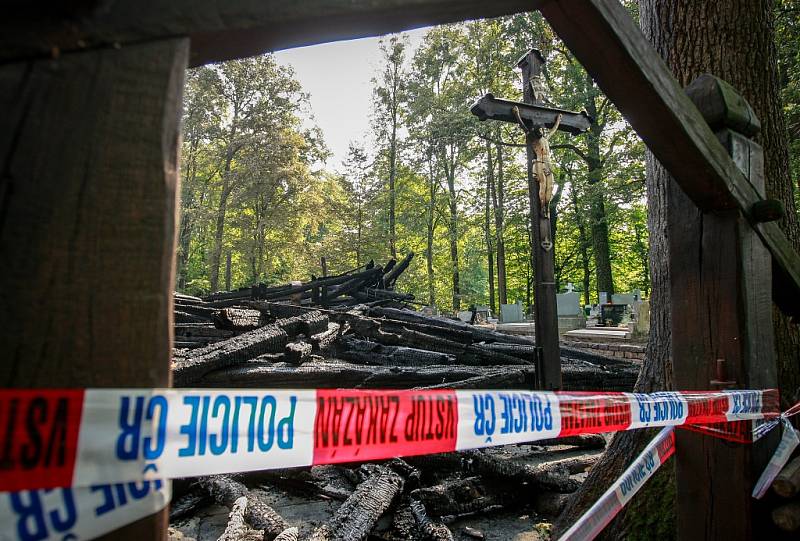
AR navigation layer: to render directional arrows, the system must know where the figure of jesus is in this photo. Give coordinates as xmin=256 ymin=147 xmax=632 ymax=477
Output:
xmin=532 ymin=113 xmax=562 ymax=218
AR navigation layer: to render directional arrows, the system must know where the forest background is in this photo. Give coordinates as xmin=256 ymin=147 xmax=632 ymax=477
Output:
xmin=175 ymin=5 xmax=800 ymax=315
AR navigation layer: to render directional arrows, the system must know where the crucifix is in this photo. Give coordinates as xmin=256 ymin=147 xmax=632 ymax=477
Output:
xmin=470 ymin=48 xmax=591 ymax=390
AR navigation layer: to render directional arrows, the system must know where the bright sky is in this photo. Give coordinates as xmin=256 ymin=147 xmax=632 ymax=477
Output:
xmin=274 ymin=29 xmax=428 ymax=171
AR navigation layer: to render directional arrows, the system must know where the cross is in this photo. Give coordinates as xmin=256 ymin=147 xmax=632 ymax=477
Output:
xmin=470 ymin=48 xmax=591 ymax=391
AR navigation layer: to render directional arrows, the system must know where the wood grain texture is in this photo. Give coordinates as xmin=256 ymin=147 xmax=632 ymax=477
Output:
xmin=538 ymin=0 xmax=800 ymax=317
xmin=0 ymin=38 xmax=188 ymax=539
xmin=1 ymin=0 xmax=539 ymax=67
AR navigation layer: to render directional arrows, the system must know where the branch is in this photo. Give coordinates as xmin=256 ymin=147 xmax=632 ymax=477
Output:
xmin=551 ymin=143 xmax=590 ymax=163
xmin=475 ymin=131 xmax=526 ymax=148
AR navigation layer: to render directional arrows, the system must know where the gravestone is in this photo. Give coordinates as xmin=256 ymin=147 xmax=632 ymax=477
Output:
xmin=599 ymin=291 xmax=609 ymax=304
xmin=557 ymin=288 xmax=585 ymax=333
xmin=556 ymin=292 xmax=582 ymax=316
xmin=612 ymin=292 xmax=637 ymax=305
xmin=500 ymin=301 xmax=525 ymax=323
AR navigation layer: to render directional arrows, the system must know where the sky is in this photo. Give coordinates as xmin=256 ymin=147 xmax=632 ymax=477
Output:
xmin=274 ymin=29 xmax=428 ymax=172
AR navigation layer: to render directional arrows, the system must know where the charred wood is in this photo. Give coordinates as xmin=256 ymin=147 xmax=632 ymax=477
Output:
xmin=773 ymin=456 xmax=800 ymax=498
xmin=169 ymin=487 xmax=213 ymax=522
xmin=410 ymin=477 xmax=502 ymax=518
xmin=214 ymin=308 xmax=263 ymax=331
xmin=532 ymin=434 xmax=607 ymax=450
xmin=369 ymin=307 xmax=536 ymax=346
xmin=198 ymin=476 xmax=288 ymax=540
xmin=197 ymin=361 xmax=535 ymax=390
xmin=383 ymin=252 xmax=414 ymax=289
xmin=176 ymin=310 xmax=212 ymax=323
xmin=217 ymin=496 xmax=250 ymax=541
xmin=172 ymin=324 xmax=289 ymax=386
xmin=409 ymin=498 xmax=453 ymax=541
xmin=309 ymin=323 xmax=340 ymax=354
xmin=772 ymin=500 xmax=800 ymax=532
xmin=309 ymin=464 xmax=404 ymax=541
xmin=284 ymin=340 xmax=312 ymax=364
xmin=463 ymin=450 xmax=579 ymax=493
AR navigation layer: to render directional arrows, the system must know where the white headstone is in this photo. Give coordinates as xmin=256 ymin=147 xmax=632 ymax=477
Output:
xmin=500 ymin=302 xmax=525 ymax=323
xmin=599 ymin=291 xmax=609 ymax=305
xmin=556 ymin=292 xmax=582 ymax=316
xmin=612 ymin=292 xmax=637 ymax=306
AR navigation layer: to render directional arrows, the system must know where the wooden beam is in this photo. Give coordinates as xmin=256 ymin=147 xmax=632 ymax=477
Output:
xmin=0 ymin=37 xmax=188 ymax=539
xmin=538 ymin=0 xmax=800 ymax=317
xmin=1 ymin=0 xmax=536 ymax=67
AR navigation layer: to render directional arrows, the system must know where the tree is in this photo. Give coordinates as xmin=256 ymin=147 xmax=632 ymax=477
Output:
xmin=372 ymin=35 xmax=408 ymax=260
xmin=555 ymin=1 xmax=800 ymax=538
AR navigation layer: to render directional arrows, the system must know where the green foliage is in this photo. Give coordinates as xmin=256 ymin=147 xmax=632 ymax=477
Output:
xmin=178 ymin=16 xmax=653 ymax=312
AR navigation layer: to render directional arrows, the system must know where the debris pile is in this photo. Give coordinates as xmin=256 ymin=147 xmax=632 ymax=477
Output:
xmin=170 ymin=253 xmax=639 ymax=539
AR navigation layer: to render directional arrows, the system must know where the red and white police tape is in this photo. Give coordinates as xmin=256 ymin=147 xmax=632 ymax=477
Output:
xmin=0 ymin=387 xmax=781 ymax=541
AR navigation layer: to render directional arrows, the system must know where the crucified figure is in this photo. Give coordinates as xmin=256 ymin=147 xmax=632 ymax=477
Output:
xmin=532 ymin=113 xmax=562 ymax=218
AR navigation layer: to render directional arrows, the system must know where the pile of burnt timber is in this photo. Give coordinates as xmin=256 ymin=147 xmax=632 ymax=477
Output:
xmin=171 ymin=261 xmax=640 ymax=539
xmin=172 ymin=298 xmax=638 ymax=390
xmin=199 ymin=254 xmax=416 ymax=311
xmin=169 ymin=436 xmax=607 ymax=540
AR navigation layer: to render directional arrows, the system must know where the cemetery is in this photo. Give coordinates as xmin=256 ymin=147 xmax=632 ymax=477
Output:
xmin=2 ymin=1 xmax=800 ymax=541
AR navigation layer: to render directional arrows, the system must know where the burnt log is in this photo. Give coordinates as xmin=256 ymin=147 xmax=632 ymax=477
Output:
xmin=532 ymin=433 xmax=607 ymax=450
xmin=772 ymin=501 xmax=800 ymax=532
xmin=409 ymin=497 xmax=454 ymax=541
xmin=197 ymin=361 xmax=535 ymax=390
xmin=284 ymin=340 xmax=312 ymax=364
xmin=218 ymin=496 xmax=250 ymax=541
xmin=261 ymin=267 xmax=383 ymax=302
xmin=274 ymin=528 xmax=299 ymax=541
xmin=336 ymin=337 xmax=458 ymax=367
xmin=175 ymin=310 xmax=213 ymax=324
xmin=411 ymin=477 xmax=503 ymax=518
xmin=383 ymin=252 xmax=414 ymax=289
xmin=214 ymin=308 xmax=263 ymax=331
xmin=309 ymin=464 xmax=404 ymax=541
xmin=773 ymin=456 xmax=800 ymax=498
xmin=463 ymin=450 xmax=579 ymax=493
xmin=173 ymin=311 xmax=330 ymax=385
xmin=199 ymin=476 xmax=288 ymax=540
xmin=172 ymin=324 xmax=289 ymax=386
xmin=169 ymin=487 xmax=213 ymax=522
xmin=370 ymin=307 xmax=536 ymax=346
xmin=175 ymin=324 xmax=235 ymax=339
xmin=309 ymin=323 xmax=341 ymax=354
xmin=561 ymin=358 xmax=638 ymax=391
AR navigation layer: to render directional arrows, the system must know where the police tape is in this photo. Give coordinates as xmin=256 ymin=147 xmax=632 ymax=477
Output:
xmin=0 ymin=387 xmax=778 ymax=493
xmin=558 ymin=426 xmax=675 ymax=541
xmin=0 ymin=480 xmax=169 ymax=541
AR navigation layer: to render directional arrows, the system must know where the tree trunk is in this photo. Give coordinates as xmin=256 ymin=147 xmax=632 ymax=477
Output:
xmin=493 ymin=141 xmax=508 ymax=305
xmin=426 ymin=155 xmax=437 ymax=307
xmin=448 ymin=170 xmax=460 ymax=312
xmin=485 ymin=140 xmax=496 ymax=313
xmin=210 ymin=123 xmax=237 ymax=293
xmin=571 ymin=186 xmax=592 ymax=306
xmin=584 ymin=75 xmax=615 ymax=300
xmin=389 ymin=116 xmax=398 ymax=260
xmin=556 ymin=0 xmax=799 ymax=537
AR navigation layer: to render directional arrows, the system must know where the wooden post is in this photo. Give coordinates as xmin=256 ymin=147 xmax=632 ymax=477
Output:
xmin=670 ymin=75 xmax=778 ymax=540
xmin=0 ymin=38 xmax=188 ymax=540
xmin=519 ymin=50 xmax=562 ymax=390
